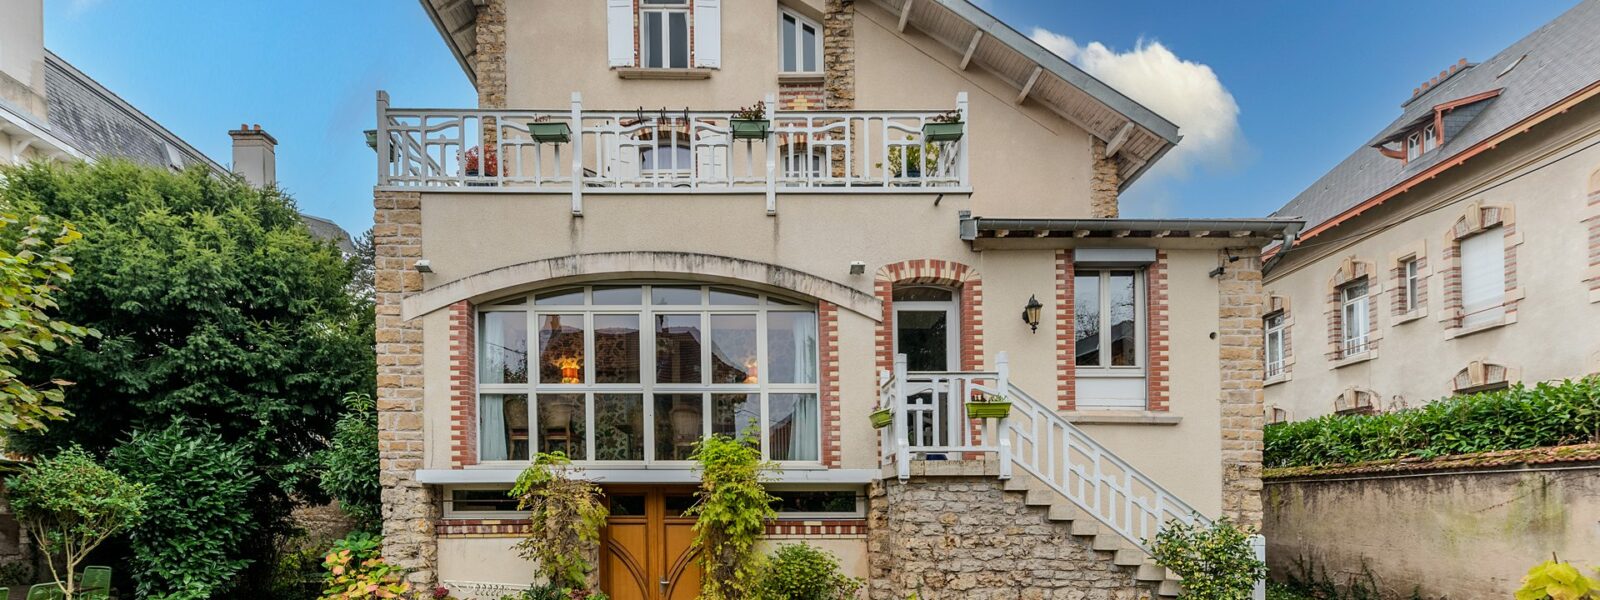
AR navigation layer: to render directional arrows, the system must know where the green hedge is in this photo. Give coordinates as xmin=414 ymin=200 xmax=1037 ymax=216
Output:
xmin=1264 ymin=376 xmax=1600 ymax=468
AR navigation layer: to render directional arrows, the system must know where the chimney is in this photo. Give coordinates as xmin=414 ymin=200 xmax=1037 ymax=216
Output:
xmin=229 ymin=123 xmax=277 ymax=188
xmin=0 ymin=0 xmax=48 ymax=119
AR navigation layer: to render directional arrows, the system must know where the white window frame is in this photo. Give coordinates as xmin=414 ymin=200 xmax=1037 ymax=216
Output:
xmin=1073 ymin=269 xmax=1146 ymax=373
xmin=640 ymin=0 xmax=692 ymax=69
xmin=1406 ymin=132 xmax=1422 ymax=161
xmin=1459 ymin=227 xmax=1507 ymax=328
xmin=443 ymin=485 xmax=527 ymax=519
xmin=1422 ymin=123 xmax=1438 ymax=153
xmin=477 ymin=283 xmax=822 ymax=467
xmin=1400 ymin=257 xmax=1420 ymax=313
xmin=767 ymin=487 xmax=867 ymax=519
xmin=1265 ymin=312 xmax=1286 ymax=378
xmin=778 ymin=8 xmax=823 ymax=74
xmin=1340 ymin=279 xmax=1369 ymax=356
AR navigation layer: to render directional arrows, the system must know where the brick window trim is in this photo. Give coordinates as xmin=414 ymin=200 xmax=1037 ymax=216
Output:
xmin=1451 ymin=360 xmax=1520 ymax=394
xmin=1052 ymin=251 xmax=1170 ymax=412
xmin=1333 ymin=387 xmax=1379 ymax=415
xmin=818 ymin=301 xmax=843 ymax=468
xmin=1264 ymin=294 xmax=1296 ymax=383
xmin=448 ymin=301 xmax=477 ymax=468
xmin=626 ymin=0 xmax=699 ymax=70
xmin=1388 ymin=240 xmax=1431 ymax=323
xmin=1584 ymin=177 xmax=1600 ymax=302
xmin=1439 ymin=201 xmax=1524 ymax=333
xmin=1323 ymin=257 xmax=1383 ymax=362
xmin=873 ymin=260 xmax=984 ymax=375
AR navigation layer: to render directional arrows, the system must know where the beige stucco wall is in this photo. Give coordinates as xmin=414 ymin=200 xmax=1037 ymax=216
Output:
xmin=1264 ymin=98 xmax=1600 ymax=421
xmin=1263 ymin=463 xmax=1600 ymax=598
xmin=501 ymin=1 xmax=1097 ymax=218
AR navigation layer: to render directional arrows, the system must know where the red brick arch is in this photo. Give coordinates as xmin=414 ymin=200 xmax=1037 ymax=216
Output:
xmin=872 ymin=260 xmax=984 ymax=375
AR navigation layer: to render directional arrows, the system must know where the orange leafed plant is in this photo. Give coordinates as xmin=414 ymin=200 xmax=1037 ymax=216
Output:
xmin=321 ymin=548 xmax=412 ymax=599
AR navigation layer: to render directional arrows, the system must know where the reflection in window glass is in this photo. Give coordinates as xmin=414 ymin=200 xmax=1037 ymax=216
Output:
xmin=538 ymin=315 xmax=586 ymax=384
xmin=655 ymin=394 xmax=704 ymax=461
xmin=450 ymin=489 xmax=520 ymax=513
xmin=535 ymin=288 xmax=584 ymax=305
xmin=594 ymin=394 xmax=644 ymax=461
xmin=594 ymin=315 xmax=641 ymax=384
xmin=771 ymin=491 xmax=857 ymax=514
xmin=641 ymin=145 xmax=693 ymax=173
xmin=767 ymin=312 xmax=817 ymax=384
xmin=652 ymin=285 xmax=701 ymax=305
xmin=770 ymin=393 xmax=819 ymax=461
xmin=592 ymin=286 xmax=642 ymax=305
xmin=896 ymin=311 xmax=948 ymax=372
xmin=669 ymin=12 xmax=689 ymax=68
xmin=537 ymin=394 xmax=586 ymax=460
xmin=709 ymin=288 xmax=759 ymax=305
xmin=609 ymin=494 xmax=646 ymax=516
xmin=1074 ymin=274 xmax=1100 ymax=366
xmin=711 ymin=393 xmax=760 ymax=437
xmin=479 ymin=312 xmax=528 ymax=384
xmin=656 ymin=314 xmax=702 ymax=384
xmin=710 ymin=314 xmax=758 ymax=384
xmin=781 ymin=14 xmax=798 ymax=71
xmin=892 ymin=286 xmax=953 ymax=302
xmin=1108 ymin=271 xmax=1137 ymax=366
xmin=479 ymin=394 xmax=529 ymax=462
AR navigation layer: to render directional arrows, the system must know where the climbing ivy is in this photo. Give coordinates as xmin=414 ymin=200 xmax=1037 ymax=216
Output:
xmin=510 ymin=452 xmax=609 ymax=593
xmin=686 ymin=433 xmax=778 ymax=600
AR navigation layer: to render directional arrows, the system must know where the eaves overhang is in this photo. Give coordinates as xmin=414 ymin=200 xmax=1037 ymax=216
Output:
xmin=962 ymin=216 xmax=1303 ymax=248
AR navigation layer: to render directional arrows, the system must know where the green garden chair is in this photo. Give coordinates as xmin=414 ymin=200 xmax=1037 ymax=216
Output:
xmin=26 ymin=583 xmax=63 ymax=600
xmin=80 ymin=566 xmax=111 ymax=600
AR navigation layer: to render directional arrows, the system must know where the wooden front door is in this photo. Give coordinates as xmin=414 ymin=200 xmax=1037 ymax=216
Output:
xmin=600 ymin=488 xmax=702 ymax=600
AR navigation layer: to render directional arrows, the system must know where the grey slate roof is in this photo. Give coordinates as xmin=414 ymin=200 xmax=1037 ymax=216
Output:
xmin=1271 ymin=0 xmax=1600 ymax=231
xmin=42 ymin=51 xmax=225 ymax=175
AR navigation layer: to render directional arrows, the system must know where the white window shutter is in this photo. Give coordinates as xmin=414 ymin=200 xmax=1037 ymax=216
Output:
xmin=1459 ymin=228 xmax=1506 ymax=326
xmin=607 ymin=0 xmax=634 ymax=67
xmin=694 ymin=0 xmax=722 ymax=68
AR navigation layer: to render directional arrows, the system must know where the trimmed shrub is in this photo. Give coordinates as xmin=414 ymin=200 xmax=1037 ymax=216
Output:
xmin=751 ymin=542 xmax=863 ymax=600
xmin=1265 ymin=377 xmax=1600 ymax=468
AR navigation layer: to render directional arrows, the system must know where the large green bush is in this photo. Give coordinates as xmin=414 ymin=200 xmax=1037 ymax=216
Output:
xmin=7 ymin=446 xmax=148 ymax=600
xmin=109 ymin=421 xmax=260 ymax=599
xmin=1265 ymin=377 xmax=1600 ymax=468
xmin=318 ymin=392 xmax=381 ymax=531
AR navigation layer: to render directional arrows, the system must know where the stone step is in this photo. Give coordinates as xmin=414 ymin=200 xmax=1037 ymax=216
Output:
xmin=1092 ymin=533 xmax=1135 ymax=552
xmin=1159 ymin=579 xmax=1184 ymax=597
xmin=1134 ymin=563 xmax=1168 ymax=582
xmin=1112 ymin=548 xmax=1145 ymax=567
xmin=1046 ymin=503 xmax=1080 ymax=522
xmin=1069 ymin=518 xmax=1100 ymax=537
xmin=1023 ymin=488 xmax=1055 ymax=506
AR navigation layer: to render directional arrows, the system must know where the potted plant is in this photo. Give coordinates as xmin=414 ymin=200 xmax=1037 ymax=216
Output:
xmin=463 ymin=146 xmax=497 ymax=177
xmin=869 ymin=407 xmax=893 ymax=429
xmin=528 ymin=115 xmax=572 ymax=143
xmin=880 ymin=136 xmax=942 ymax=179
xmin=921 ymin=109 xmax=964 ymax=142
xmin=965 ymin=393 xmax=1012 ymax=419
xmin=730 ymin=101 xmax=771 ymax=140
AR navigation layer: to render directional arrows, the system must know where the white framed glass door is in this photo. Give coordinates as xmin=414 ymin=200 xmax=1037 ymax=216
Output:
xmin=891 ymin=286 xmax=960 ymax=448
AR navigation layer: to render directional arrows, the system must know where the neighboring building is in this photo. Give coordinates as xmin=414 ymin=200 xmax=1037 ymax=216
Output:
xmin=0 ymin=0 xmax=354 ymax=253
xmin=380 ymin=1 xmax=1297 ymax=597
xmin=1262 ymin=0 xmax=1600 ymax=422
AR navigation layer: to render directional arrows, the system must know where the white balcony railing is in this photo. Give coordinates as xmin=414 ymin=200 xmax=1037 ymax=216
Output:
xmin=878 ymin=351 xmax=1211 ymax=552
xmin=375 ymin=91 xmax=970 ymax=214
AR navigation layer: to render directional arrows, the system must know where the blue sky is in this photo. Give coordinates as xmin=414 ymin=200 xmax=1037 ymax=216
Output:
xmin=43 ymin=0 xmax=1580 ymax=233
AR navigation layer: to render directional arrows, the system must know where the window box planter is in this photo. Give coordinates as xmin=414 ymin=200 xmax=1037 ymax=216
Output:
xmin=731 ymin=119 xmax=771 ymax=140
xmin=869 ymin=408 xmax=893 ymax=429
xmin=922 ymin=121 xmax=965 ymax=142
xmin=965 ymin=401 xmax=1012 ymax=419
xmin=529 ymin=122 xmax=572 ymax=143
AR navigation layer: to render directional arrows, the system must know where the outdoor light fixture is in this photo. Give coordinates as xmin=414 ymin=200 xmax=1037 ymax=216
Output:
xmin=1022 ymin=294 xmax=1043 ymax=333
xmin=849 ymin=261 xmax=866 ymax=275
xmin=414 ymin=259 xmax=433 ymax=273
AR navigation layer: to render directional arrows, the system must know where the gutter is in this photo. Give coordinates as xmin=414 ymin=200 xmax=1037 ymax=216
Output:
xmin=962 ymin=216 xmax=1304 ymax=241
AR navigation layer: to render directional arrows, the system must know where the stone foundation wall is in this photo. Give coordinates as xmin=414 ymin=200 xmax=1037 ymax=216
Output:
xmin=867 ymin=472 xmax=1156 ymax=600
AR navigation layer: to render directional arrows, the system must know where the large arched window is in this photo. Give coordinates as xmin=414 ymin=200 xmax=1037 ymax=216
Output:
xmin=476 ymin=283 xmax=820 ymax=465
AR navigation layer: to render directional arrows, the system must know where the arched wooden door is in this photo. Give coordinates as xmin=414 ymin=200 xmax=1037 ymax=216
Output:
xmin=600 ymin=488 xmax=702 ymax=600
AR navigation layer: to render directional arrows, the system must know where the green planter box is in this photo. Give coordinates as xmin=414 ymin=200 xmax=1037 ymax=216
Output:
xmin=869 ymin=408 xmax=893 ymax=429
xmin=530 ymin=122 xmax=572 ymax=143
xmin=965 ymin=401 xmax=1012 ymax=419
xmin=922 ymin=121 xmax=965 ymax=142
xmin=731 ymin=119 xmax=771 ymax=140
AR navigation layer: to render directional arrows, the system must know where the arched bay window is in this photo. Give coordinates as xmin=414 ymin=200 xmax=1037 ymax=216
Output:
xmin=477 ymin=283 xmax=820 ymax=465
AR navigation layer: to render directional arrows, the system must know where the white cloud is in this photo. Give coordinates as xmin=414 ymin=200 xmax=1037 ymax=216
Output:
xmin=1028 ymin=28 xmax=1243 ymax=183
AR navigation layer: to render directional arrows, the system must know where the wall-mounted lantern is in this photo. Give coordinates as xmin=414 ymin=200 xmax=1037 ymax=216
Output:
xmin=1022 ymin=294 xmax=1043 ymax=333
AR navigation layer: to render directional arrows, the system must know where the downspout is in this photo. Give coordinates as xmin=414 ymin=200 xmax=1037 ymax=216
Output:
xmin=1261 ymin=224 xmax=1301 ymax=277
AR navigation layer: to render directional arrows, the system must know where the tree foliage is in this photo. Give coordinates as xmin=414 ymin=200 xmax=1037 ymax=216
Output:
xmin=1519 ymin=559 xmax=1600 ymax=600
xmin=0 ymin=160 xmax=374 ymax=592
xmin=109 ymin=421 xmax=260 ymax=599
xmin=751 ymin=542 xmax=863 ymax=600
xmin=1148 ymin=516 xmax=1266 ymax=600
xmin=1266 ymin=377 xmax=1600 ymax=468
xmin=510 ymin=452 xmax=608 ymax=592
xmin=686 ymin=433 xmax=778 ymax=600
xmin=7 ymin=446 xmax=148 ymax=599
xmin=319 ymin=392 xmax=381 ymax=531
xmin=0 ymin=200 xmax=96 ymax=431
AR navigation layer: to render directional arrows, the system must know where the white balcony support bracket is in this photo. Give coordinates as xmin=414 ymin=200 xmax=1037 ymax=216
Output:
xmin=571 ymin=92 xmax=585 ymax=216
xmin=898 ymin=0 xmax=914 ymax=32
xmin=764 ymin=92 xmax=778 ymax=215
xmin=960 ymin=32 xmax=982 ymax=70
xmin=1105 ymin=121 xmax=1134 ymax=158
xmin=1017 ymin=66 xmax=1043 ymax=104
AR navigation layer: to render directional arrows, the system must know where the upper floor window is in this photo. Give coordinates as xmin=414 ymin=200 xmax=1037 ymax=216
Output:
xmin=1399 ymin=257 xmax=1420 ymax=313
xmin=1340 ymin=279 xmax=1369 ymax=356
xmin=642 ymin=0 xmax=691 ymax=69
xmin=1459 ymin=227 xmax=1506 ymax=328
xmin=607 ymin=0 xmax=721 ymax=70
xmin=1405 ymin=124 xmax=1438 ymax=161
xmin=1265 ymin=312 xmax=1286 ymax=378
xmin=1074 ymin=270 xmax=1142 ymax=370
xmin=779 ymin=9 xmax=822 ymax=74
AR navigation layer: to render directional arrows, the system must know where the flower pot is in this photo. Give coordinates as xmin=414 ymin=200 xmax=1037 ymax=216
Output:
xmin=965 ymin=401 xmax=1012 ymax=419
xmin=730 ymin=119 xmax=771 ymax=140
xmin=529 ymin=122 xmax=572 ymax=143
xmin=869 ymin=408 xmax=893 ymax=429
xmin=922 ymin=121 xmax=965 ymax=142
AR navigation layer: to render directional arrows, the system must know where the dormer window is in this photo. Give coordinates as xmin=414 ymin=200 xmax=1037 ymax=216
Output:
xmin=1405 ymin=124 xmax=1438 ymax=161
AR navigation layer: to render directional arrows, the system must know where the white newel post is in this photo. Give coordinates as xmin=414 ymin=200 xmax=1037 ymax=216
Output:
xmin=764 ymin=92 xmax=778 ymax=215
xmin=570 ymin=92 xmax=585 ymax=216
xmin=995 ymin=351 xmax=1012 ymax=479
xmin=893 ymin=353 xmax=910 ymax=481
xmin=1250 ymin=534 xmax=1267 ymax=600
xmin=375 ymin=91 xmax=390 ymax=186
xmin=956 ymin=91 xmax=969 ymax=186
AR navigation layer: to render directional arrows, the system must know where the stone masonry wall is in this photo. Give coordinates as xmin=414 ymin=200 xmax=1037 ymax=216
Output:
xmin=867 ymin=472 xmax=1156 ymax=600
xmin=1090 ymin=139 xmax=1120 ymax=218
xmin=1217 ymin=250 xmax=1265 ymax=528
xmin=823 ymin=0 xmax=856 ymax=110
xmin=375 ymin=190 xmax=438 ymax=588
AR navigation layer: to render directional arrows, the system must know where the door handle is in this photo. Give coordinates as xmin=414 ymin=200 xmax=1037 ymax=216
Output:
xmin=660 ymin=578 xmax=670 ymax=596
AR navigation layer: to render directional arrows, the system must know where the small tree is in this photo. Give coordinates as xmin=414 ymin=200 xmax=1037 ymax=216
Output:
xmin=319 ymin=392 xmax=381 ymax=531
xmin=687 ymin=433 xmax=778 ymax=600
xmin=7 ymin=446 xmax=147 ymax=599
xmin=1148 ymin=516 xmax=1266 ymax=600
xmin=0 ymin=201 xmax=95 ymax=431
xmin=511 ymin=452 xmax=608 ymax=592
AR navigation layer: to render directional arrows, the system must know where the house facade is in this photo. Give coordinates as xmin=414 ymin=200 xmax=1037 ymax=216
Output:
xmin=1262 ymin=1 xmax=1600 ymax=422
xmin=378 ymin=1 xmax=1296 ymax=597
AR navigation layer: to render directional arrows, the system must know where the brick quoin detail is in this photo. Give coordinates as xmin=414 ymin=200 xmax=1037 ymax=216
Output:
xmin=818 ymin=301 xmax=843 ymax=468
xmin=873 ymin=260 xmax=983 ymax=374
xmin=1146 ymin=252 xmax=1171 ymax=412
xmin=1054 ymin=251 xmax=1075 ymax=410
xmin=1585 ymin=175 xmax=1600 ymax=299
xmin=448 ymin=301 xmax=477 ymax=468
